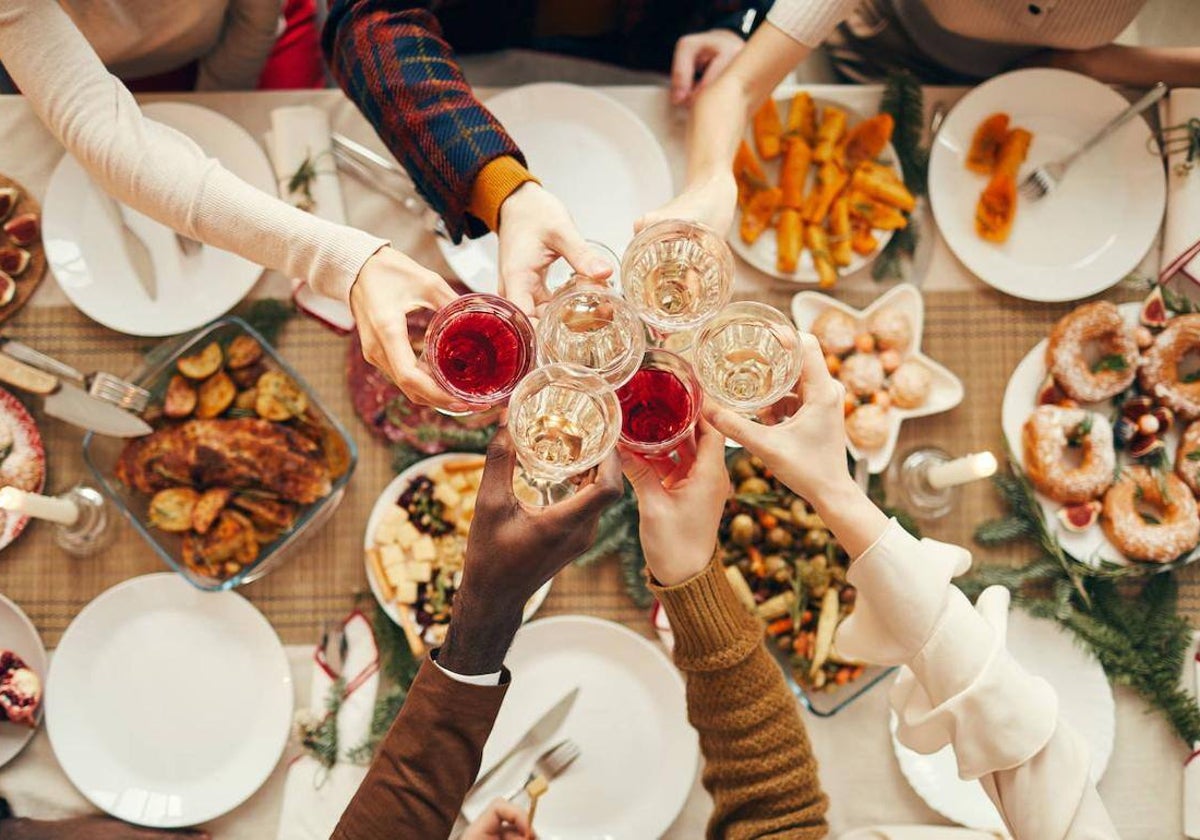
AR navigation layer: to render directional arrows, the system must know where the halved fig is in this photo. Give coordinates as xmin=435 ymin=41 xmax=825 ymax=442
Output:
xmin=1057 ymin=501 xmax=1101 ymax=533
xmin=0 ymin=188 xmax=18 ymax=223
xmin=177 ymin=341 xmax=223 ymax=380
xmin=1130 ymin=434 xmax=1165 ymax=460
xmin=0 ymin=247 xmax=29 ymax=277
xmin=1036 ymin=374 xmax=1068 ymax=407
xmin=1140 ymin=286 xmax=1168 ymax=328
xmin=0 ymin=271 xmax=15 ymax=307
xmin=3 ymin=213 xmax=38 ymax=247
xmin=1152 ymin=406 xmax=1174 ymax=435
xmin=0 ymin=649 xmax=41 ymax=728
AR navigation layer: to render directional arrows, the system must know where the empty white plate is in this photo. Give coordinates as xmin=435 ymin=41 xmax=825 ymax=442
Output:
xmin=0 ymin=593 xmax=46 ymax=768
xmin=45 ymin=573 xmax=292 ymax=827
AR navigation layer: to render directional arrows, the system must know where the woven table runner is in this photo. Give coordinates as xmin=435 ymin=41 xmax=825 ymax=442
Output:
xmin=2 ymin=286 xmax=1196 ymax=647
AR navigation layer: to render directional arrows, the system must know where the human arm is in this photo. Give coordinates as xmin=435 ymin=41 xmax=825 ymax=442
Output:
xmin=0 ymin=813 xmax=206 ymax=840
xmin=333 ymin=430 xmax=622 ymax=838
xmin=1034 ymin=44 xmax=1200 ymax=89
xmin=622 ymin=420 xmax=828 ymax=839
xmin=461 ymin=799 xmax=534 ymax=840
xmin=195 ymin=0 xmax=282 ymax=91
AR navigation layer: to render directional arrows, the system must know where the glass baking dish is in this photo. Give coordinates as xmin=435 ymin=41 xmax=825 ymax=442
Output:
xmin=769 ymin=643 xmax=895 ymax=717
xmin=83 ymin=316 xmax=357 ymax=592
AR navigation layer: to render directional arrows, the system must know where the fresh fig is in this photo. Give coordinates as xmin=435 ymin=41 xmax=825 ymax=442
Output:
xmin=1120 ymin=395 xmax=1154 ymax=419
xmin=1036 ymin=374 xmax=1068 ymax=407
xmin=0 ymin=188 xmax=17 ymax=224
xmin=0 ymin=271 xmax=15 ymax=306
xmin=1129 ymin=434 xmax=1165 ymax=460
xmin=3 ymin=213 xmax=38 ymax=247
xmin=1140 ymin=286 xmax=1168 ymax=328
xmin=0 ymin=247 xmax=29 ymax=278
xmin=1057 ymin=501 xmax=1101 ymax=533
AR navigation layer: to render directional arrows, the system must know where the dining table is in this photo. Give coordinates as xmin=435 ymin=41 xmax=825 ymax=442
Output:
xmin=0 ymin=76 xmax=1192 ymax=839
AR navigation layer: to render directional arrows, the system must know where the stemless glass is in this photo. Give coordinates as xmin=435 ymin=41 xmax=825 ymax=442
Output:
xmin=509 ymin=363 xmax=623 ymax=502
xmin=423 ymin=293 xmax=536 ymax=412
xmin=616 ymin=349 xmax=702 ymax=458
xmin=536 ymin=276 xmax=647 ymax=388
xmin=694 ymin=301 xmax=804 ymax=415
xmin=620 ymin=220 xmax=734 ymax=334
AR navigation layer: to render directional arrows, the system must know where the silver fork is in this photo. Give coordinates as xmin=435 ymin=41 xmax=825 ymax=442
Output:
xmin=504 ymin=738 xmax=581 ymax=802
xmin=1019 ymin=81 xmax=1167 ymax=202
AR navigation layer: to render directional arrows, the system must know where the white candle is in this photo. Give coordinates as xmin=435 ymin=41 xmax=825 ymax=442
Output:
xmin=0 ymin=487 xmax=79 ymax=526
xmin=926 ymin=451 xmax=999 ymax=490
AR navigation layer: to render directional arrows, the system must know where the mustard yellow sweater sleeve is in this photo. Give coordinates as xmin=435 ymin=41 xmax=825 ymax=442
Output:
xmin=650 ymin=560 xmax=829 ymax=840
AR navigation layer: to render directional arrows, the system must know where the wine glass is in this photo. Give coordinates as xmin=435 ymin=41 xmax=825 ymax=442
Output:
xmin=536 ymin=276 xmax=647 ymax=388
xmin=620 ymin=219 xmax=734 ymax=334
xmin=509 ymin=363 xmax=622 ymax=503
xmin=423 ymin=293 xmax=536 ymax=413
xmin=693 ymin=301 xmax=803 ymax=415
xmin=616 ymin=349 xmax=702 ymax=458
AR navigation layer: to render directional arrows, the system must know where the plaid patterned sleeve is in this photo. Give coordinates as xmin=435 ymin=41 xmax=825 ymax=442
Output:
xmin=322 ymin=1 xmax=526 ymax=242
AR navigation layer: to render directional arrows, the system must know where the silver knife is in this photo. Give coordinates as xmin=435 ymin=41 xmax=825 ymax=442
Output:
xmin=468 ymin=686 xmax=579 ymax=798
xmin=0 ymin=354 xmax=151 ymax=437
xmin=100 ymin=195 xmax=157 ymax=301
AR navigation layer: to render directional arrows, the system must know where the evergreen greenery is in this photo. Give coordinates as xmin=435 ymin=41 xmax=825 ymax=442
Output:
xmin=874 ymin=71 xmax=929 ymax=282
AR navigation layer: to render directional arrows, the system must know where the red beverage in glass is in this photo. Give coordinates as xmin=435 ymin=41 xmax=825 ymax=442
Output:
xmin=616 ymin=349 xmax=702 ymax=455
xmin=425 ymin=294 xmax=535 ymax=407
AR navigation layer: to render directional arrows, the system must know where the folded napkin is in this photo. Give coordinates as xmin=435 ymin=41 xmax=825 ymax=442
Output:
xmin=276 ymin=611 xmax=380 ymax=840
xmin=1185 ymin=634 xmax=1200 ymax=838
xmin=267 ymin=106 xmax=357 ymax=332
xmin=839 ymin=828 xmax=1005 ymax=839
xmin=1161 ymin=89 xmax=1200 ymax=285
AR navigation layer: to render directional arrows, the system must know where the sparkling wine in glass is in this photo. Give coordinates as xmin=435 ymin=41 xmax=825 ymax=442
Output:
xmin=616 ymin=349 xmax=702 ymax=457
xmin=423 ymin=294 xmax=536 ymax=411
xmin=509 ymin=363 xmax=622 ymax=500
xmin=694 ymin=301 xmax=803 ymax=414
xmin=536 ymin=276 xmax=647 ymax=388
xmin=620 ymin=220 xmax=734 ymax=333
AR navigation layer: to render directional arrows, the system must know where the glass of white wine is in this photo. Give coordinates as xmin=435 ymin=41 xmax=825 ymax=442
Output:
xmin=536 ymin=276 xmax=647 ymax=388
xmin=620 ymin=220 xmax=734 ymax=335
xmin=509 ymin=363 xmax=622 ymax=504
xmin=693 ymin=301 xmax=803 ymax=415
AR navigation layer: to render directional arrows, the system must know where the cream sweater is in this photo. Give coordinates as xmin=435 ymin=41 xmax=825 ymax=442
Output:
xmin=0 ymin=1 xmax=388 ymax=303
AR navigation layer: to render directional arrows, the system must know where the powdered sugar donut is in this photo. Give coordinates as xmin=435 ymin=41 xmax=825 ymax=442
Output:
xmin=839 ymin=353 xmax=885 ymax=397
xmin=1046 ymin=301 xmax=1138 ymax=403
xmin=812 ymin=309 xmax=857 ymax=357
xmin=1139 ymin=314 xmax=1200 ymax=421
xmin=1023 ymin=405 xmax=1115 ymax=504
xmin=1176 ymin=420 xmax=1200 ymax=496
xmin=1103 ymin=466 xmax=1199 ymax=563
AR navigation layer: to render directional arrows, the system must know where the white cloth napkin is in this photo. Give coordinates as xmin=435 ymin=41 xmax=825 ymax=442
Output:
xmin=1185 ymin=634 xmax=1200 ymax=838
xmin=266 ymin=105 xmax=357 ymax=331
xmin=1161 ymin=89 xmax=1200 ymax=285
xmin=275 ymin=611 xmax=380 ymax=840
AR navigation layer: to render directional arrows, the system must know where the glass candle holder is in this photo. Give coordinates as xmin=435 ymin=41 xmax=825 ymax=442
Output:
xmin=54 ymin=484 xmax=114 ymax=557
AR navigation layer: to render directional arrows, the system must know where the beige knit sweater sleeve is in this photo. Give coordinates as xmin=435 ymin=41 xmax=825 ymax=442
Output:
xmin=651 ymin=560 xmax=829 ymax=840
xmin=0 ymin=0 xmax=387 ymax=304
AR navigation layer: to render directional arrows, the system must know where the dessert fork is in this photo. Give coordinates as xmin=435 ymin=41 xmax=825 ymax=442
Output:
xmin=1019 ymin=82 xmax=1167 ymax=201
xmin=504 ymin=738 xmax=580 ymax=802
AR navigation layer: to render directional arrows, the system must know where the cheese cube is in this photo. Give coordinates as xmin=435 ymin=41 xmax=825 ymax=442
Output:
xmin=395 ymin=521 xmax=421 ymax=549
xmin=433 ymin=482 xmax=461 ymax=509
xmin=394 ymin=579 xmax=419 ymax=605
xmin=379 ymin=544 xmax=404 ymax=573
xmin=411 ymin=534 xmax=437 ymax=563
xmin=405 ymin=561 xmax=433 ymax=583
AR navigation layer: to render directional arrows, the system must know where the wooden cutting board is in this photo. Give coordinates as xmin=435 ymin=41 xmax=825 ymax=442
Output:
xmin=0 ymin=174 xmax=45 ymax=326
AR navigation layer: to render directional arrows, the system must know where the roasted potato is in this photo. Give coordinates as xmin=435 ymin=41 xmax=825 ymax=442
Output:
xmin=192 ymin=487 xmax=233 ymax=535
xmin=233 ymin=388 xmax=257 ymax=412
xmin=177 ymin=342 xmax=223 ymax=380
xmin=226 ymin=335 xmax=264 ymax=370
xmin=229 ymin=362 xmax=266 ymax=390
xmin=256 ymin=370 xmax=308 ymax=421
xmin=196 ymin=371 xmax=237 ymax=419
xmin=148 ymin=487 xmax=199 ymax=532
xmin=841 ymin=114 xmax=894 ymax=169
xmin=740 ymin=187 xmax=782 ymax=245
xmin=163 ymin=374 xmax=197 ymax=419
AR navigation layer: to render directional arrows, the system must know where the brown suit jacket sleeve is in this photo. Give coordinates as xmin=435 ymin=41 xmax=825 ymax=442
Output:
xmin=332 ymin=657 xmax=508 ymax=840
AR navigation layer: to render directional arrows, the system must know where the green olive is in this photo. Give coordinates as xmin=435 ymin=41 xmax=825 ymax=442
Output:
xmin=731 ymin=457 xmax=756 ymax=481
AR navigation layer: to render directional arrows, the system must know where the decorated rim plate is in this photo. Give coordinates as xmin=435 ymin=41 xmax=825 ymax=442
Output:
xmin=892 ymin=608 xmax=1114 ymax=831
xmin=0 ymin=593 xmax=47 ymax=768
xmin=929 ymin=68 xmax=1165 ymax=302
xmin=45 ymin=574 xmax=292 ymax=827
xmin=435 ymin=83 xmax=673 ymax=294
xmin=461 ymin=616 xmax=698 ymax=837
xmin=1001 ymin=301 xmax=1197 ymax=571
xmin=0 ymin=386 xmax=45 ymax=552
xmin=363 ymin=453 xmax=550 ymax=631
xmin=731 ymin=89 xmax=900 ymax=284
xmin=791 ymin=284 xmax=964 ymax=473
xmin=44 ymin=102 xmax=277 ymax=336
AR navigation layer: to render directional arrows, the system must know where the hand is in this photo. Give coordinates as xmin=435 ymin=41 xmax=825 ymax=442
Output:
xmin=621 ymin=418 xmax=731 ymax=586
xmin=0 ymin=815 xmax=209 ymax=840
xmin=438 ymin=428 xmax=623 ymax=674
xmin=671 ymin=29 xmax=746 ymax=106
xmin=349 ymin=246 xmax=469 ymax=412
xmin=635 ymin=173 xmax=738 ymax=238
xmin=461 ymin=798 xmax=535 ymax=840
xmin=496 ymin=183 xmax=613 ymax=314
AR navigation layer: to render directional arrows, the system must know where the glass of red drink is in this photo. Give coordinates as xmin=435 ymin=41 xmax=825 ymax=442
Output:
xmin=616 ymin=349 xmax=702 ymax=457
xmin=423 ymin=294 xmax=536 ymax=411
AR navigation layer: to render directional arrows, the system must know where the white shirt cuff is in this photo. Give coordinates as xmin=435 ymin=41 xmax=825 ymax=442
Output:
xmin=434 ymin=657 xmax=502 ymax=687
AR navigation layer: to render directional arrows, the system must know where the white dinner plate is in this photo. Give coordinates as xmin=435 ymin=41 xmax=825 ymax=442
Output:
xmin=892 ymin=609 xmax=1115 ymax=832
xmin=1000 ymin=301 xmax=1197 ymax=570
xmin=436 ymin=83 xmax=673 ymax=293
xmin=362 ymin=452 xmax=550 ymax=631
xmin=0 ymin=593 xmax=47 ymax=768
xmin=929 ymin=68 xmax=1165 ymax=302
xmin=43 ymin=102 xmax=277 ymax=336
xmin=45 ymin=573 xmax=292 ymax=827
xmin=731 ymin=89 xmax=899 ymax=283
xmin=462 ymin=616 xmax=698 ymax=837
xmin=791 ymin=284 xmax=964 ymax=473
